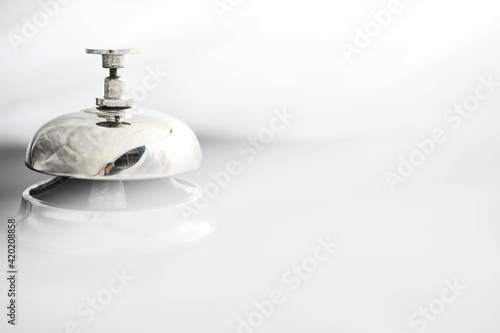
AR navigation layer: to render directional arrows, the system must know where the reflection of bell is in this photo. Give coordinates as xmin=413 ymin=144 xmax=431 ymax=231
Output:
xmin=17 ymin=48 xmax=214 ymax=253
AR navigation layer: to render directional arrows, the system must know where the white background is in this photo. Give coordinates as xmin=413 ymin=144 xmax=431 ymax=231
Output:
xmin=1 ymin=0 xmax=500 ymax=332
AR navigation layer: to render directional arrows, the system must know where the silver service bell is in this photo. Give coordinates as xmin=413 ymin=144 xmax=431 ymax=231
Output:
xmin=16 ymin=48 xmax=214 ymax=253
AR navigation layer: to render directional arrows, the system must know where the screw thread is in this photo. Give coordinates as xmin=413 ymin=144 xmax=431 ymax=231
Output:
xmin=109 ymin=68 xmax=118 ymax=78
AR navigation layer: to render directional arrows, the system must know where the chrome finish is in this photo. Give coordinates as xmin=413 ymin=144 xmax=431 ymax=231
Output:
xmin=25 ymin=48 xmax=202 ymax=180
xmin=18 ymin=48 xmax=211 ymax=253
xmin=26 ymin=109 xmax=202 ymax=180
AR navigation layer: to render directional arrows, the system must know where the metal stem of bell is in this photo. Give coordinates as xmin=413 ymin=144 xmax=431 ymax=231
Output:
xmin=86 ymin=49 xmax=137 ymax=108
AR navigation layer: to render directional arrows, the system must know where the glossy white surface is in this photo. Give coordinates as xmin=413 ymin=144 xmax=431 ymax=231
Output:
xmin=1 ymin=136 xmax=500 ymax=332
